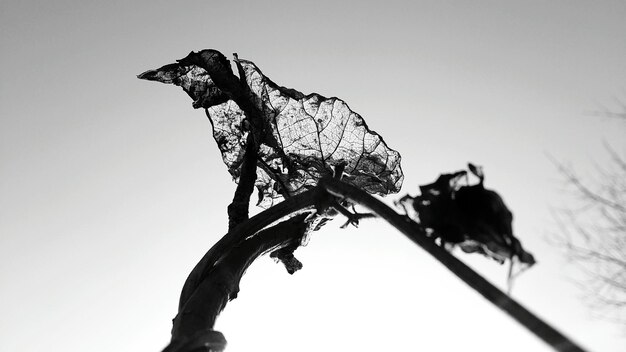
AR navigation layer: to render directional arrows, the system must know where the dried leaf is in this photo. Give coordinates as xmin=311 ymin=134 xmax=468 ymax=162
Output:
xmin=408 ymin=165 xmax=535 ymax=266
xmin=139 ymin=50 xmax=404 ymax=207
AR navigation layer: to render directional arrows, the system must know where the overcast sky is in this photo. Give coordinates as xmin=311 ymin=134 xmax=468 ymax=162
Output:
xmin=1 ymin=1 xmax=625 ymax=351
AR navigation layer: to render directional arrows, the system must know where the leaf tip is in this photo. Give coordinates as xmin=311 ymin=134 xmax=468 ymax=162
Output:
xmin=137 ymin=69 xmax=156 ymax=80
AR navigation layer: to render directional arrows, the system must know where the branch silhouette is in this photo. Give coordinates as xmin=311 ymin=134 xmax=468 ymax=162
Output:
xmin=139 ymin=49 xmax=586 ymax=352
xmin=163 ymin=177 xmax=585 ymax=352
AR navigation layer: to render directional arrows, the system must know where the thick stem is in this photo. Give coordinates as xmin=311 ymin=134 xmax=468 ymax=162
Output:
xmin=165 ymin=214 xmax=311 ymax=352
xmin=178 ymin=186 xmax=326 ymax=311
xmin=319 ymin=177 xmax=587 ymax=352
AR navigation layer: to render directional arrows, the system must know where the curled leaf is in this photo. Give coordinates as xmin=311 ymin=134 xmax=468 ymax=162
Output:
xmin=404 ymin=165 xmax=535 ymax=267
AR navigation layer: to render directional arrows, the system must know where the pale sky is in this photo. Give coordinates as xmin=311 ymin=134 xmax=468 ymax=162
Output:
xmin=1 ymin=1 xmax=625 ymax=351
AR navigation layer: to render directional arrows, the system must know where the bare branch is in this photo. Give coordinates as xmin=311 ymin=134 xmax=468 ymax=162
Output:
xmin=550 ymin=135 xmax=626 ymax=327
xmin=550 ymin=156 xmax=626 ymax=212
xmin=603 ymin=141 xmax=626 ymax=173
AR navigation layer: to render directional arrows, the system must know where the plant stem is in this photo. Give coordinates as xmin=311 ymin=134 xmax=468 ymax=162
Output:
xmin=177 ymin=187 xmax=325 ymax=311
xmin=226 ymin=135 xmax=258 ymax=230
xmin=166 ymin=215 xmax=311 ymax=352
xmin=319 ymin=177 xmax=587 ymax=352
xmin=169 ymin=178 xmax=587 ymax=352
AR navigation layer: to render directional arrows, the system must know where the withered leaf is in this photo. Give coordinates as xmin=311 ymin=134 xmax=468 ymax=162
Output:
xmin=139 ymin=50 xmax=403 ymax=207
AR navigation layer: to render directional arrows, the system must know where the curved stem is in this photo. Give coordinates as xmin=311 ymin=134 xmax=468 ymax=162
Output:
xmin=178 ymin=186 xmax=325 ymax=311
xmin=170 ymin=178 xmax=586 ymax=352
xmin=166 ymin=214 xmax=311 ymax=352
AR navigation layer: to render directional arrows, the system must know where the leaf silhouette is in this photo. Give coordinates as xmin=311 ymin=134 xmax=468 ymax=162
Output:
xmin=139 ymin=50 xmax=403 ymax=207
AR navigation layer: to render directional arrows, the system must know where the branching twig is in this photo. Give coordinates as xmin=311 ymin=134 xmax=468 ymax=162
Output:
xmin=170 ymin=178 xmax=586 ymax=352
xmin=549 ymin=156 xmax=626 ymax=212
xmin=550 ymin=143 xmax=626 ymax=325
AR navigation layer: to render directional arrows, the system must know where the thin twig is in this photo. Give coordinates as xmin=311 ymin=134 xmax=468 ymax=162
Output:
xmin=320 ymin=178 xmax=587 ymax=352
